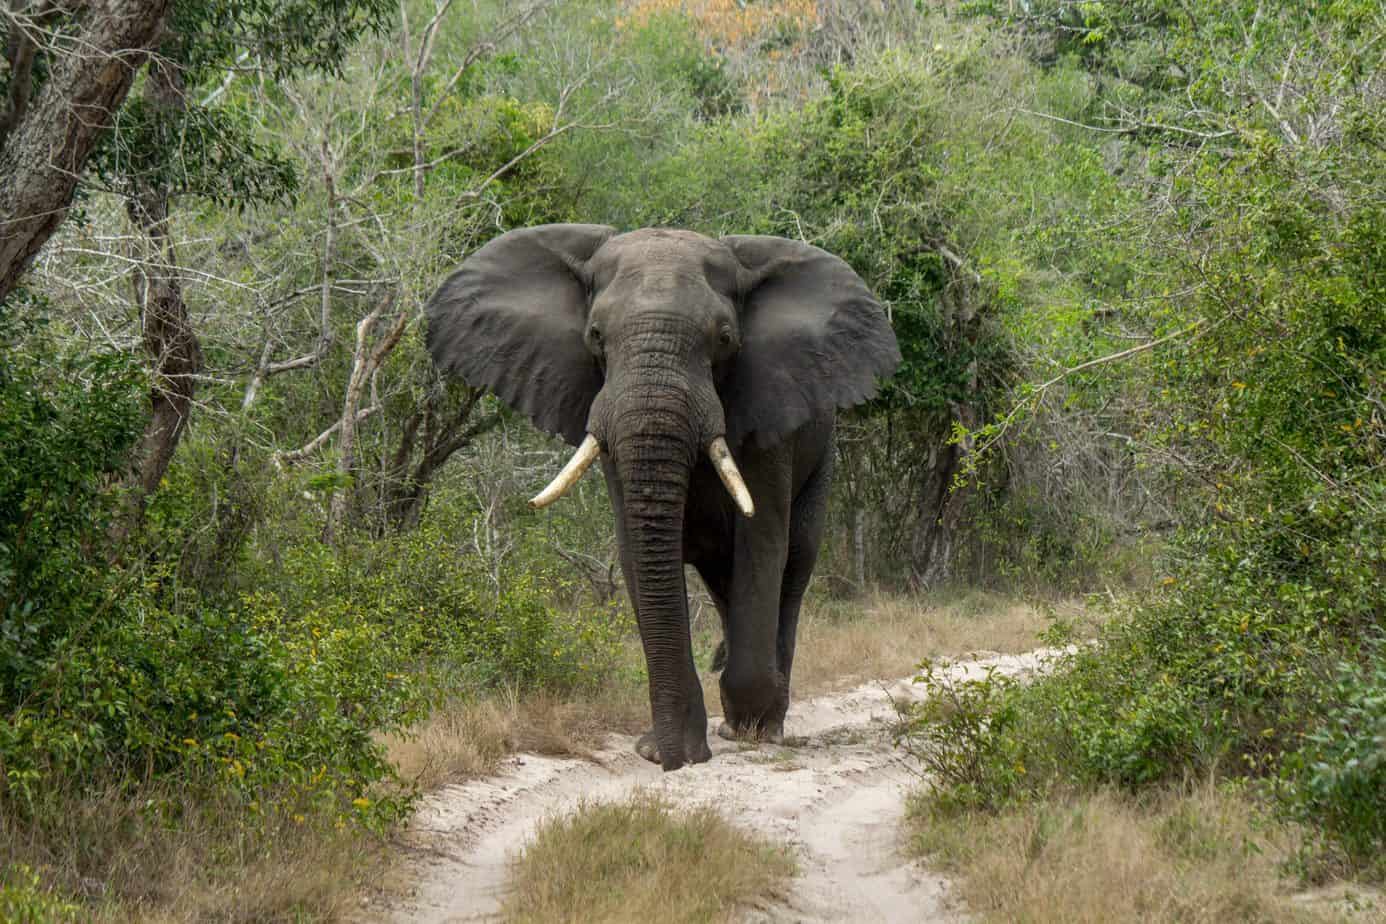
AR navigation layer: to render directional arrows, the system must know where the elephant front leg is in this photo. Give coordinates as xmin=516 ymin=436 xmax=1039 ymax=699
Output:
xmin=717 ymin=457 xmax=792 ymax=740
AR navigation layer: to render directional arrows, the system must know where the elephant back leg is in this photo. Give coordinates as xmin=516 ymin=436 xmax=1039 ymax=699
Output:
xmin=692 ymin=560 xmax=732 ymax=672
xmin=767 ymin=442 xmax=833 ymax=733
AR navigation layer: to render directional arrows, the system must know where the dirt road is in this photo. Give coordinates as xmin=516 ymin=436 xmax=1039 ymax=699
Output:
xmin=383 ymin=649 xmax=1063 ymax=923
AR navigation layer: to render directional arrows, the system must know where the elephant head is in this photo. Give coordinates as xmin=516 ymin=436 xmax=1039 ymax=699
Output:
xmin=425 ymin=225 xmax=899 ymax=769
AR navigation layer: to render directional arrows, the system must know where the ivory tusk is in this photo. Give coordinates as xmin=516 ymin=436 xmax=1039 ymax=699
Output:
xmin=529 ymin=434 xmax=602 ymax=509
xmin=708 ymin=437 xmax=755 ymax=518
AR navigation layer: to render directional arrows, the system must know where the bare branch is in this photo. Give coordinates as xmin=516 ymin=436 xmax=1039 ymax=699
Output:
xmin=1016 ymin=107 xmax=1236 ymax=141
xmin=275 ymin=405 xmax=382 ymax=465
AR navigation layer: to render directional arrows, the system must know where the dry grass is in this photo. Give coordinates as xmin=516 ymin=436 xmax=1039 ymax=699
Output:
xmin=385 ymin=589 xmax=1071 ymax=782
xmin=387 ymin=590 xmax=1076 ymax=788
xmin=501 ymin=791 xmax=794 ymax=924
xmin=383 ymin=679 xmax=649 ymax=790
xmin=908 ymin=783 xmax=1377 ymax=924
xmin=788 ymin=588 xmax=1081 ymax=695
xmin=2 ymin=592 xmax=1077 ymax=922
xmin=1 ymin=782 xmax=383 ymax=923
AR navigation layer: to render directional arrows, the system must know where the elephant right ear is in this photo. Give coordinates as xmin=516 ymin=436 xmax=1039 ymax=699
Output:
xmin=425 ymin=224 xmax=617 ymax=447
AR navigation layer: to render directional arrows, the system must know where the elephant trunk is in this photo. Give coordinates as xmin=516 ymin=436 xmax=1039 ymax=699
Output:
xmin=611 ymin=405 xmax=702 ymax=771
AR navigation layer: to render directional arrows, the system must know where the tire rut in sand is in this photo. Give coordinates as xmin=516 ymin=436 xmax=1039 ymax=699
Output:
xmin=379 ymin=648 xmax=1065 ymax=923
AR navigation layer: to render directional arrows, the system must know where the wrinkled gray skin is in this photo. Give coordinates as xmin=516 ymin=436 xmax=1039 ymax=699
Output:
xmin=425 ymin=226 xmax=899 ymax=770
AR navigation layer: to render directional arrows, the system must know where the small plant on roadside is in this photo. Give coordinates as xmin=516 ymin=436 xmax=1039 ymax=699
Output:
xmin=894 ymin=660 xmax=1030 ymax=814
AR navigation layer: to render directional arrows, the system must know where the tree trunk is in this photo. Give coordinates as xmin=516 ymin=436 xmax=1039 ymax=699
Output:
xmin=852 ymin=504 xmax=867 ymax=591
xmin=910 ymin=256 xmax=983 ymax=590
xmin=323 ymin=291 xmax=406 ymax=543
xmin=909 ymin=427 xmax=975 ymax=590
xmin=0 ymin=0 xmax=173 ymax=302
xmin=120 ymin=60 xmax=200 ymax=530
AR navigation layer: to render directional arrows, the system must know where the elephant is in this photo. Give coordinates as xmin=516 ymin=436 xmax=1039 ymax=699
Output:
xmin=425 ymin=225 xmax=899 ymax=770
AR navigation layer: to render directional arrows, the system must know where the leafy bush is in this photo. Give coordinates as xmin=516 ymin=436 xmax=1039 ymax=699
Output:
xmin=0 ymin=865 xmax=78 ymax=923
xmin=239 ymin=517 xmax=628 ymax=701
xmin=1282 ymin=642 xmax=1386 ymax=870
xmin=894 ymin=659 xmax=1031 ymax=816
xmin=0 ymin=317 xmax=143 ymax=713
xmin=901 ymin=508 xmax=1385 ymax=865
xmin=900 ymin=0 xmax=1385 ymax=876
xmin=0 ymin=315 xmax=401 ymax=825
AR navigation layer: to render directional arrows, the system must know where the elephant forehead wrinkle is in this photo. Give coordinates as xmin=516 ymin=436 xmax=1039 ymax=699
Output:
xmin=611 ymin=313 xmax=703 ymax=348
xmin=609 ymin=383 xmax=693 ymax=413
xmin=626 ymin=234 xmax=714 ymax=270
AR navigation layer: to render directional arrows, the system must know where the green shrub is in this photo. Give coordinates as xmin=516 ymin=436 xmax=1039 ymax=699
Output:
xmin=894 ymin=659 xmax=1032 ymax=816
xmin=901 ymin=510 xmax=1384 ymax=864
xmin=0 ymin=314 xmax=404 ymax=827
xmin=239 ymin=518 xmax=628 ymax=703
xmin=1 ymin=585 xmax=409 ymax=825
xmin=0 ymin=317 xmax=143 ymax=715
xmin=1282 ymin=642 xmax=1386 ymax=870
xmin=0 ymin=866 xmax=78 ymax=923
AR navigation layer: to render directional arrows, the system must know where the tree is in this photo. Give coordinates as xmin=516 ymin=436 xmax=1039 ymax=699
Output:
xmin=0 ymin=0 xmax=172 ymax=302
xmin=49 ymin=0 xmax=393 ymax=526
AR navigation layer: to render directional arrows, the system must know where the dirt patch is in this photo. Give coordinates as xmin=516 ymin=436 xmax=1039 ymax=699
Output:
xmin=787 ymin=590 xmax=1080 ymax=694
xmin=373 ymin=648 xmax=1066 ymax=923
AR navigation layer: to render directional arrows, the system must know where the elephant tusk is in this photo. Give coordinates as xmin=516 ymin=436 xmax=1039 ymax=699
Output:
xmin=529 ymin=434 xmax=602 ymax=509
xmin=708 ymin=437 xmax=755 ymax=518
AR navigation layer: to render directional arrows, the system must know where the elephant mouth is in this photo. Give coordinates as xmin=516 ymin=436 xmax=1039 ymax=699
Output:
xmin=528 ymin=432 xmax=755 ymax=518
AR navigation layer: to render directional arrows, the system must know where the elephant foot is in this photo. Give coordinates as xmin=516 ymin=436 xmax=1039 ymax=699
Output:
xmin=716 ymin=720 xmax=784 ymax=745
xmin=635 ymin=730 xmax=712 ymax=767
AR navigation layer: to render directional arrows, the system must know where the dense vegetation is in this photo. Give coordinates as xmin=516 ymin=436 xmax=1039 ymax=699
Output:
xmin=896 ymin=0 xmax=1386 ymax=882
xmin=1 ymin=0 xmax=1382 ymax=915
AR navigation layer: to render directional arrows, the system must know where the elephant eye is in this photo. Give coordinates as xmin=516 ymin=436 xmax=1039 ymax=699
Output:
xmin=589 ymin=326 xmax=603 ymax=345
xmin=718 ymin=327 xmax=734 ymax=347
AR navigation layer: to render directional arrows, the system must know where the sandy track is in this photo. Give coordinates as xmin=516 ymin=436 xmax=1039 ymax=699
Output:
xmin=381 ymin=648 xmax=1064 ymax=923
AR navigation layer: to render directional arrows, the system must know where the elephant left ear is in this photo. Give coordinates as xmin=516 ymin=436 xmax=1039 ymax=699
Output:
xmin=720 ymin=235 xmax=901 ymax=448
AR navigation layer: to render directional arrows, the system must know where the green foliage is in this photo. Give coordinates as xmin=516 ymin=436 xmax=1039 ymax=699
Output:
xmin=74 ymin=0 xmax=398 ymax=219
xmin=0 ymin=866 xmax=78 ymax=924
xmin=0 ymin=313 xmax=144 ymax=715
xmin=1282 ymin=642 xmax=1386 ymax=869
xmin=166 ymin=0 xmax=395 ymax=83
xmin=239 ymin=518 xmax=628 ymax=701
xmin=0 ymin=315 xmax=392 ymax=823
xmin=93 ymin=95 xmax=298 ymax=209
xmin=900 ymin=0 xmax=1385 ymax=872
xmin=894 ymin=659 xmax=1030 ymax=816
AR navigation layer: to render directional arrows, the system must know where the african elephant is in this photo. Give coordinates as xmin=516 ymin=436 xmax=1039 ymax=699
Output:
xmin=425 ymin=225 xmax=899 ymax=770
